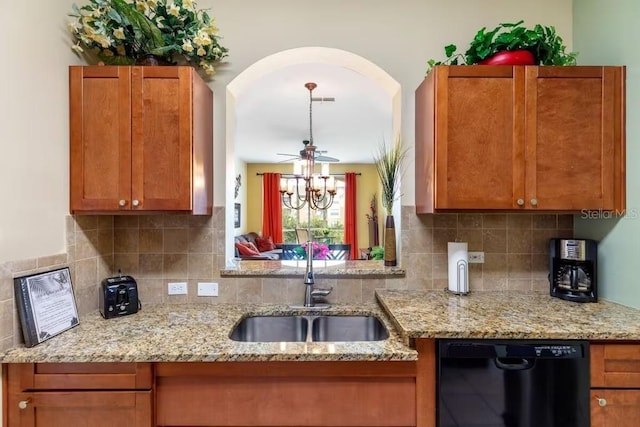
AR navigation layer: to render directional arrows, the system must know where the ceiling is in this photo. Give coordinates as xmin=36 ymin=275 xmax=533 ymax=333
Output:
xmin=234 ymin=63 xmax=393 ymax=164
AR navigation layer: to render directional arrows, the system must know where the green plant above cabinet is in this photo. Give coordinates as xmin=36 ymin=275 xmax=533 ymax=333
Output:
xmin=69 ymin=65 xmax=213 ymax=214
xmin=426 ymin=20 xmax=578 ymax=71
xmin=415 ymin=65 xmax=625 ymax=213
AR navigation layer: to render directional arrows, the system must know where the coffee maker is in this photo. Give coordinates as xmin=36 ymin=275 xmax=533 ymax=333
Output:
xmin=549 ymin=239 xmax=597 ymax=303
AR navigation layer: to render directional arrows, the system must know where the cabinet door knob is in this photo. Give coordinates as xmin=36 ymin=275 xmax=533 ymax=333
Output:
xmin=18 ymin=399 xmax=30 ymax=409
xmin=530 ymin=198 xmax=538 ymax=206
xmin=516 ymin=199 xmax=525 ymax=206
xmin=132 ymin=199 xmax=140 ymax=207
xmin=596 ymin=397 xmax=607 ymax=407
xmin=119 ymin=200 xmax=127 ymax=207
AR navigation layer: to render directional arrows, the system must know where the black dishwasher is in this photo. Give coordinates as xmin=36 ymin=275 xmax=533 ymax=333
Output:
xmin=437 ymin=340 xmax=590 ymax=427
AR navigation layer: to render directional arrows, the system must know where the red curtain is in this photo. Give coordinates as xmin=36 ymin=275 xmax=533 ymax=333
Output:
xmin=344 ymin=172 xmax=358 ymax=260
xmin=262 ymin=173 xmax=283 ymax=242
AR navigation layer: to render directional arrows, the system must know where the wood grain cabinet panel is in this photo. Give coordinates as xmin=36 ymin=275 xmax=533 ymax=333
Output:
xmin=590 ymin=343 xmax=640 ymax=427
xmin=4 ymin=363 xmax=153 ymax=427
xmin=591 ymin=390 xmax=640 ymax=427
xmin=155 ymin=361 xmax=417 ymax=426
xmin=69 ymin=65 xmax=213 ymax=214
xmin=415 ymin=65 xmax=625 ymax=213
xmin=591 ymin=343 xmax=640 ymax=388
xmin=7 ymin=391 xmax=152 ymax=427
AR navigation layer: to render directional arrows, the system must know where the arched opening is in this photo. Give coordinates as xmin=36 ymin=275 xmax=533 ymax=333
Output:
xmin=225 ymin=47 xmax=401 ymax=266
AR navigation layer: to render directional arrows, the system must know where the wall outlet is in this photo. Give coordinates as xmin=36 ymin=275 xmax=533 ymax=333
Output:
xmin=168 ymin=282 xmax=188 ymax=295
xmin=198 ymin=282 xmax=219 ymax=297
xmin=468 ymin=252 xmax=485 ymax=264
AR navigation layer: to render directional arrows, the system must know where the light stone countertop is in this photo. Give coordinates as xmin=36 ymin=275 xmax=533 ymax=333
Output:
xmin=0 ymin=303 xmax=416 ymax=363
xmin=5 ymin=289 xmax=638 ymax=364
xmin=376 ymin=289 xmax=640 ymax=342
xmin=220 ymin=259 xmax=405 ymax=277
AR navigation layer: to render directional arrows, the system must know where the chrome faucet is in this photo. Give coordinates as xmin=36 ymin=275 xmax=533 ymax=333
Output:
xmin=298 ymin=243 xmax=332 ymax=309
xmin=304 ymin=282 xmax=332 ymax=308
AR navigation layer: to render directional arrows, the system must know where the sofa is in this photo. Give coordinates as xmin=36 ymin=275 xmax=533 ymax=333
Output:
xmin=234 ymin=232 xmax=282 ymax=260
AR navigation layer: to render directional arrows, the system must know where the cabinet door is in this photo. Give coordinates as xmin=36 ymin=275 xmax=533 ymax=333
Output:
xmin=70 ymin=66 xmax=132 ymax=212
xmin=419 ymin=66 xmax=526 ymax=211
xmin=591 ymin=390 xmax=640 ymax=427
xmin=131 ymin=67 xmax=193 ymax=211
xmin=524 ymin=66 xmax=625 ymax=211
xmin=8 ymin=391 xmax=153 ymax=427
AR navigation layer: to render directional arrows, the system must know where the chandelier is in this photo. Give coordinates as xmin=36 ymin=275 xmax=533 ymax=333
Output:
xmin=279 ymin=82 xmax=337 ymax=211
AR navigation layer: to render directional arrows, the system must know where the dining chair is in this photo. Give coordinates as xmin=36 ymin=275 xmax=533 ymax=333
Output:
xmin=295 ymin=228 xmax=310 ymax=243
xmin=327 ymin=244 xmax=351 ymax=260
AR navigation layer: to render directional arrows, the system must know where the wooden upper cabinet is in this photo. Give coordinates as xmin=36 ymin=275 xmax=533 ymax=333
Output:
xmin=69 ymin=66 xmax=213 ymax=214
xmin=415 ymin=65 xmax=626 ymax=213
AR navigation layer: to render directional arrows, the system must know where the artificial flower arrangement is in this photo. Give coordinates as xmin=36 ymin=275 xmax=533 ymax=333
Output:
xmin=293 ymin=242 xmax=330 ymax=260
xmin=68 ymin=0 xmax=228 ymax=76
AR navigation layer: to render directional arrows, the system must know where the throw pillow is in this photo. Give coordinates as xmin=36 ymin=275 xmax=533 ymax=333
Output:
xmin=256 ymin=236 xmax=275 ymax=252
xmin=235 ymin=242 xmax=261 ymax=256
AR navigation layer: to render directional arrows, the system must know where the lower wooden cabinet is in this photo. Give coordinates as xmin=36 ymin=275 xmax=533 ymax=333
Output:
xmin=155 ymin=361 xmax=417 ymax=426
xmin=591 ymin=389 xmax=640 ymax=426
xmin=4 ymin=363 xmax=153 ymax=427
xmin=8 ymin=390 xmax=152 ymax=427
xmin=590 ymin=342 xmax=640 ymax=427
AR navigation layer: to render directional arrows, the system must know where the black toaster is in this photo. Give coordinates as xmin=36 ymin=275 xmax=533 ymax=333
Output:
xmin=100 ymin=275 xmax=140 ymax=318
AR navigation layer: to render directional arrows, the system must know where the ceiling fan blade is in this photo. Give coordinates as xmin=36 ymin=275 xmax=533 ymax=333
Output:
xmin=315 ymin=155 xmax=340 ymax=162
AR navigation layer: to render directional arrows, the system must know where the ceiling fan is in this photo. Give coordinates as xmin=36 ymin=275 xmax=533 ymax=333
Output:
xmin=277 ymin=140 xmax=340 ymax=163
xmin=277 ymin=82 xmax=340 ymax=164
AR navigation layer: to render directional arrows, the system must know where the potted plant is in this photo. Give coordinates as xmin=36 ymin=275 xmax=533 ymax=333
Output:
xmin=373 ymin=137 xmax=408 ymax=266
xmin=68 ymin=0 xmax=228 ymax=76
xmin=427 ymin=20 xmax=577 ymax=72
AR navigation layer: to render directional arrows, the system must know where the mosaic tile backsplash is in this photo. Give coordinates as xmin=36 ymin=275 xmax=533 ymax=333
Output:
xmin=0 ymin=206 xmax=573 ymax=350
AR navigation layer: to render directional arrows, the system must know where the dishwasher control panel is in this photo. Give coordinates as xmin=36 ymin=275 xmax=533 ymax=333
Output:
xmin=532 ymin=344 xmax=583 ymax=358
xmin=440 ymin=340 xmax=588 ymax=359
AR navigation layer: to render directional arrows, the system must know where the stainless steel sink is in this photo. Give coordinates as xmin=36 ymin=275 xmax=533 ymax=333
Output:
xmin=229 ymin=314 xmax=389 ymax=342
xmin=229 ymin=315 xmax=308 ymax=342
xmin=311 ymin=315 xmax=389 ymax=342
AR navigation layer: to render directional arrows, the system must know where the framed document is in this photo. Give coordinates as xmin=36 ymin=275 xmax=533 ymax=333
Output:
xmin=14 ymin=267 xmax=79 ymax=347
xmin=234 ymin=203 xmax=241 ymax=228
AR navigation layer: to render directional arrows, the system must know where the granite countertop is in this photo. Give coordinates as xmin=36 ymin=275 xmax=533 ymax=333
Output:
xmin=5 ymin=290 xmax=639 ymax=364
xmin=220 ymin=259 xmax=405 ymax=277
xmin=376 ymin=289 xmax=640 ymax=342
xmin=0 ymin=303 xmax=416 ymax=363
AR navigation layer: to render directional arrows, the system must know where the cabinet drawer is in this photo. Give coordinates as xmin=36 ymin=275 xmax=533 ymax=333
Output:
xmin=591 ymin=343 xmax=640 ymax=388
xmin=9 ymin=363 xmax=153 ymax=390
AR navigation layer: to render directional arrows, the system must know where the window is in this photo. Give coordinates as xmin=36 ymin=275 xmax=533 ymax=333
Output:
xmin=282 ymin=178 xmax=345 ymax=243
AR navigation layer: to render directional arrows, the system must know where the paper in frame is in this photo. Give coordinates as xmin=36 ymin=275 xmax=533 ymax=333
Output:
xmin=13 ymin=267 xmax=79 ymax=347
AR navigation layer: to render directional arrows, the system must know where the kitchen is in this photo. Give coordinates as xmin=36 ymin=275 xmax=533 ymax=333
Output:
xmin=1 ymin=0 xmax=639 ymax=426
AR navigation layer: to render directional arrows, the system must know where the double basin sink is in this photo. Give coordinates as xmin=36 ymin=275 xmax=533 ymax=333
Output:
xmin=230 ymin=314 xmax=389 ymax=342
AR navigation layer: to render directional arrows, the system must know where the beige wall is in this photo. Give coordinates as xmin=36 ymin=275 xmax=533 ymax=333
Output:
xmin=208 ymin=0 xmax=573 ymax=209
xmin=0 ymin=0 xmax=81 ymax=261
xmin=0 ymin=0 xmax=574 ymax=263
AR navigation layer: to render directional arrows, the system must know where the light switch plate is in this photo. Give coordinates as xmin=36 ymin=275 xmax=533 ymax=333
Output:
xmin=198 ymin=282 xmax=219 ymax=297
xmin=468 ymin=252 xmax=485 ymax=263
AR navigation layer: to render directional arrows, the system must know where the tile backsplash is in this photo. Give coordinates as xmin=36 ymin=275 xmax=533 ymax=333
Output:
xmin=0 ymin=206 xmax=573 ymax=350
